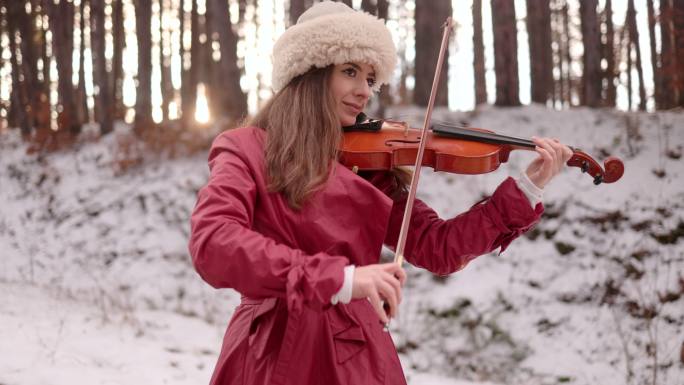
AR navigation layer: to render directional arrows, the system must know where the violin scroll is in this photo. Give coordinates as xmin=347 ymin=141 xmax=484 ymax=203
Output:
xmin=567 ymin=150 xmax=624 ymax=185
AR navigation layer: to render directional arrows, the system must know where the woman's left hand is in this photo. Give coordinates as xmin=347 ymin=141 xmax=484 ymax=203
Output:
xmin=525 ymin=137 xmax=573 ymax=189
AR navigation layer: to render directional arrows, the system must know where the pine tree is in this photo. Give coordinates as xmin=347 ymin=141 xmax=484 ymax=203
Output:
xmin=491 ymin=0 xmax=520 ymax=106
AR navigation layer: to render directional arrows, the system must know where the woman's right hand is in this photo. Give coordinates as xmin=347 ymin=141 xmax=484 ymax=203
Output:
xmin=351 ymin=262 xmax=406 ymax=323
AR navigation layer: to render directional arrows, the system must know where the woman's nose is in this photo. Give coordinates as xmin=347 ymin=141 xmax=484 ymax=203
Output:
xmin=354 ymin=80 xmax=371 ymax=99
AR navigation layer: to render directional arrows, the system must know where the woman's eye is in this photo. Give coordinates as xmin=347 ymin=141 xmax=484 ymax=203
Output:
xmin=343 ymin=68 xmax=356 ymax=77
xmin=367 ymin=78 xmax=377 ymax=87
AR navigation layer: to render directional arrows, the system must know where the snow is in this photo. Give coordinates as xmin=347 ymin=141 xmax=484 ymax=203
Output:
xmin=1 ymin=106 xmax=683 ymax=384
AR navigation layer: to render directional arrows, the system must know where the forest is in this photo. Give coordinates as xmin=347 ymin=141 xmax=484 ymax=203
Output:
xmin=2 ymin=0 xmax=683 ymax=144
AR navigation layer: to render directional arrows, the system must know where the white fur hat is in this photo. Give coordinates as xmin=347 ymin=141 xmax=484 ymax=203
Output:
xmin=271 ymin=1 xmax=397 ymax=92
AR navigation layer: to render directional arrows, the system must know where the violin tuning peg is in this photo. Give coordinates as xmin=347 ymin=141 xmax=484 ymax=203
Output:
xmin=593 ymin=175 xmax=603 ymax=185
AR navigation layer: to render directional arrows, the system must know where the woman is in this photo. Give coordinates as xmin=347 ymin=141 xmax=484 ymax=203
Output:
xmin=189 ymin=2 xmax=572 ymax=384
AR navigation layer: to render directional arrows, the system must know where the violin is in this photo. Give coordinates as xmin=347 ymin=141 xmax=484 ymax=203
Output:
xmin=341 ymin=116 xmax=624 ymax=185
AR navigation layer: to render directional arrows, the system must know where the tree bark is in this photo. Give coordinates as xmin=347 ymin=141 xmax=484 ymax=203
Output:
xmin=562 ymin=2 xmax=572 ymax=105
xmin=375 ymin=0 xmax=391 ymax=118
xmin=647 ymin=0 xmax=660 ymax=108
xmin=673 ymin=0 xmax=684 ymax=106
xmin=182 ymin=0 xmax=200 ymax=124
xmin=77 ymin=0 xmax=90 ymax=125
xmin=208 ymin=0 xmax=247 ymax=121
xmin=91 ymin=0 xmax=112 ymax=134
xmin=33 ymin=0 xmax=51 ymax=132
xmin=6 ymin=1 xmax=32 ymax=136
xmin=659 ymin=0 xmax=677 ymax=109
xmin=0 ymin=0 xmax=4 ymax=129
xmin=526 ymin=0 xmax=553 ymax=105
xmin=112 ymin=0 xmax=125 ymax=119
xmin=473 ymin=0 xmax=487 ymax=105
xmin=624 ymin=23 xmax=633 ymax=110
xmin=491 ymin=0 xmax=520 ymax=106
xmin=602 ymin=0 xmax=616 ymax=107
xmin=159 ymin=0 xmax=173 ymax=122
xmin=289 ymin=0 xmax=310 ymax=27
xmin=47 ymin=0 xmax=79 ymax=134
xmin=626 ymin=0 xmax=646 ymax=110
xmin=135 ymin=0 xmax=153 ymax=128
xmin=39 ymin=0 xmax=50 ymax=100
xmin=580 ymin=0 xmax=601 ymax=107
xmin=19 ymin=0 xmax=40 ymax=120
xmin=238 ymin=0 xmax=247 ymax=24
xmin=414 ymin=0 xmax=451 ymax=107
xmin=551 ymin=4 xmax=560 ymax=106
xmin=361 ymin=0 xmax=377 ymax=15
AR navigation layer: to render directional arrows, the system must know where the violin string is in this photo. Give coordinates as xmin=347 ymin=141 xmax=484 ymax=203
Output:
xmin=382 ymin=116 xmax=538 ymax=147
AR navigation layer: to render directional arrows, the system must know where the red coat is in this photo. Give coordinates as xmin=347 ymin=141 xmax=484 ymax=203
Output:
xmin=189 ymin=127 xmax=543 ymax=385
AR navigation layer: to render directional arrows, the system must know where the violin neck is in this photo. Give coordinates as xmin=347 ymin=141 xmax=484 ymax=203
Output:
xmin=432 ymin=123 xmax=536 ymax=149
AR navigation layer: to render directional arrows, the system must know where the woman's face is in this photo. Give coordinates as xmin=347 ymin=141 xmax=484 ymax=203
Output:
xmin=329 ymin=62 xmax=376 ymax=126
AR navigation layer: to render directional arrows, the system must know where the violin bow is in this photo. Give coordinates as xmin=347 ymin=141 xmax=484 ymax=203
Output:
xmin=394 ymin=17 xmax=455 ymax=267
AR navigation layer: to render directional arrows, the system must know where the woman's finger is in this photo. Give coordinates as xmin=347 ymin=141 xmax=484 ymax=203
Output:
xmin=537 ymin=147 xmax=554 ymax=185
xmin=381 ymin=270 xmax=402 ymax=305
xmin=368 ymin=290 xmax=388 ymax=323
xmin=550 ymin=139 xmax=567 ymax=173
xmin=376 ymin=279 xmax=398 ymax=318
xmin=383 ymin=262 xmax=407 ymax=286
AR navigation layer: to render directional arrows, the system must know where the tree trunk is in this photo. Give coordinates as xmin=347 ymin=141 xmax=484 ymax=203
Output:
xmin=91 ymin=0 xmax=112 ymax=134
xmin=414 ymin=0 xmax=451 ymax=107
xmin=361 ymin=0 xmax=377 ymax=15
xmin=0 ymin=1 xmax=4 ymax=129
xmin=673 ymin=0 xmax=684 ymax=106
xmin=526 ymin=0 xmax=553 ymax=105
xmin=33 ymin=0 xmax=51 ymax=132
xmin=159 ymin=0 xmax=173 ymax=122
xmin=135 ymin=0 xmax=153 ymax=129
xmin=624 ymin=23 xmax=633 ymax=110
xmin=473 ymin=0 xmax=487 ymax=105
xmin=580 ymin=0 xmax=601 ymax=107
xmin=40 ymin=0 xmax=50 ymax=99
xmin=659 ymin=0 xmax=677 ymax=109
xmin=627 ymin=0 xmax=646 ymax=110
xmin=238 ymin=0 xmax=247 ymax=24
xmin=603 ymin=0 xmax=616 ymax=107
xmin=183 ymin=0 xmax=200 ymax=124
xmin=491 ymin=0 xmax=520 ymax=106
xmin=337 ymin=0 xmax=352 ymax=8
xmin=562 ymin=2 xmax=572 ymax=105
xmin=289 ymin=0 xmax=310 ymax=27
xmin=19 ymin=0 xmax=40 ymax=121
xmin=47 ymin=0 xmax=79 ymax=134
xmin=208 ymin=0 xmax=247 ymax=121
xmin=375 ymin=0 xmax=391 ymax=118
xmin=179 ymin=0 xmax=188 ymax=122
xmin=551 ymin=5 xmax=560 ymax=107
xmin=112 ymin=0 xmax=125 ymax=119
xmin=6 ymin=1 xmax=32 ymax=136
xmin=377 ymin=0 xmax=388 ymax=20
xmin=77 ymin=0 xmax=89 ymax=125
xmin=647 ymin=0 xmax=660 ymax=108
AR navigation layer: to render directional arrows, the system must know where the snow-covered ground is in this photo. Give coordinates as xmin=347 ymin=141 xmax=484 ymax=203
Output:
xmin=1 ymin=105 xmax=682 ymax=385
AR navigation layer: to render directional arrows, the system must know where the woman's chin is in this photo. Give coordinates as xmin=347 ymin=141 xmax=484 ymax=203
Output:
xmin=339 ymin=116 xmax=356 ymax=127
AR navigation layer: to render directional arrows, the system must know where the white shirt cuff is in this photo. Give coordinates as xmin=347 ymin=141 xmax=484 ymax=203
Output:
xmin=515 ymin=171 xmax=544 ymax=208
xmin=331 ymin=265 xmax=355 ymax=305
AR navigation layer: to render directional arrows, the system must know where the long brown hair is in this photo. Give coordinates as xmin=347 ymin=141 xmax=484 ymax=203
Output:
xmin=249 ymin=66 xmax=339 ymax=209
